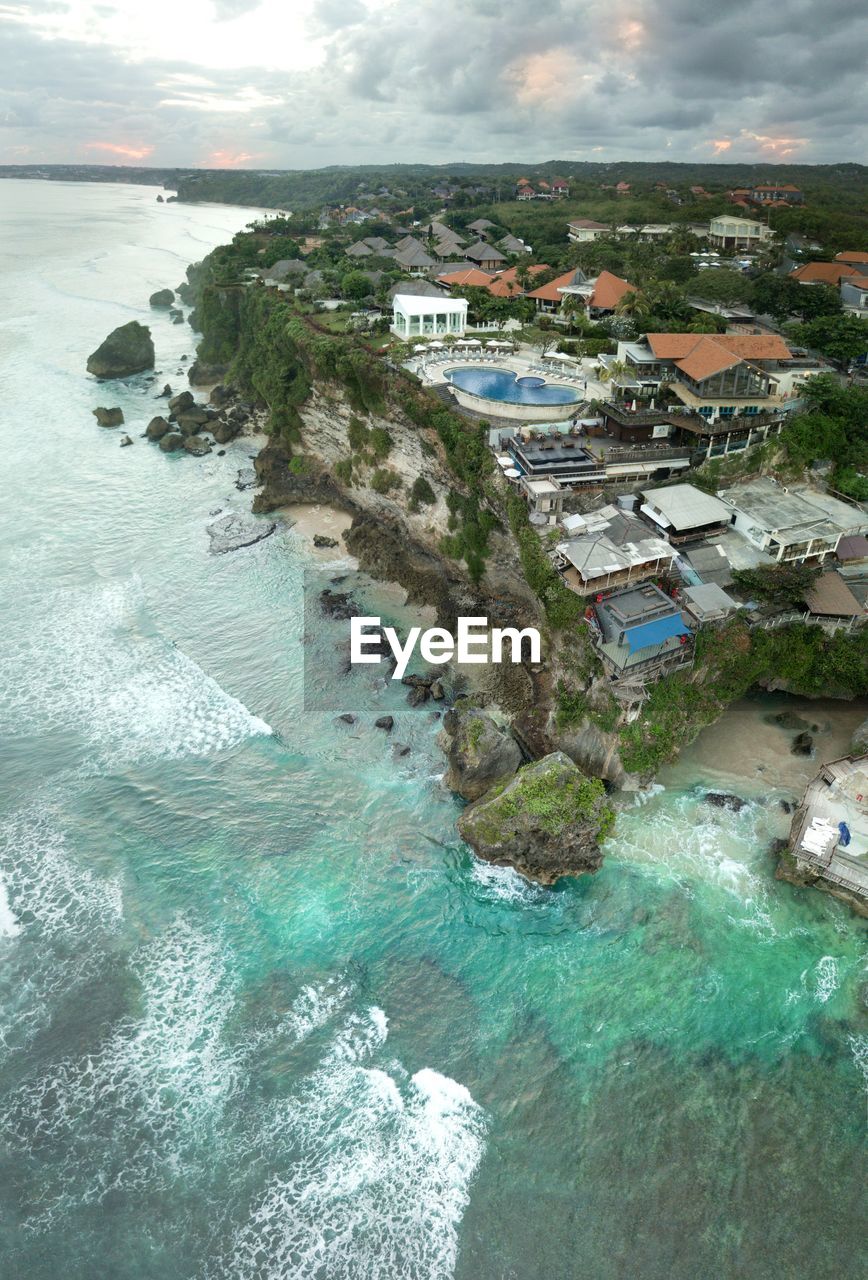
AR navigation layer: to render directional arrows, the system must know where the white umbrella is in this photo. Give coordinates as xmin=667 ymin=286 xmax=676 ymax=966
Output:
xmin=455 ymin=339 xmax=473 ymax=346
xmin=465 ymin=338 xmax=482 ymax=346
xmin=414 ymin=345 xmax=427 ymax=353
xmin=428 ymin=341 xmax=445 ymax=349
xmin=504 ymin=468 xmax=521 ymax=479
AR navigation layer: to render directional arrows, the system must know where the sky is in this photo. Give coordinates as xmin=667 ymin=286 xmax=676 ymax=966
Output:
xmin=2 ymin=0 xmax=867 ymax=169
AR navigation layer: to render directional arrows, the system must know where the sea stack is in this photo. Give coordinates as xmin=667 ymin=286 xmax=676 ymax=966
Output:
xmin=87 ymin=321 xmax=155 ymax=379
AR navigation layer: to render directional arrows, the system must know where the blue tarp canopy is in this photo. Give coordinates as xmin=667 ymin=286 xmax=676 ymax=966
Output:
xmin=838 ymin=822 xmax=851 ymax=847
xmin=624 ymin=614 xmax=690 ymax=653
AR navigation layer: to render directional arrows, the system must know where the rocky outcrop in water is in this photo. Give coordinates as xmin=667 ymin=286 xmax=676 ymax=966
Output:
xmin=92 ymin=406 xmax=124 ymax=427
xmin=457 ymin=751 xmax=614 ymax=885
xmin=87 ymin=322 xmax=154 ymax=378
xmin=207 ymin=513 xmax=277 ymax=554
xmin=149 ymin=288 xmax=175 ymax=307
xmin=437 ymin=706 xmax=522 ymax=802
xmin=146 ymin=416 xmax=170 ymax=441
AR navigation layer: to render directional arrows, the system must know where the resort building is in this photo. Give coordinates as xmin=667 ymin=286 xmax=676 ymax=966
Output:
xmin=639 ymin=484 xmax=732 ymax=546
xmin=464 ymin=241 xmax=507 ymax=271
xmin=609 ymin=333 xmax=804 ymax=419
xmin=680 ymin=583 xmax=738 ymax=625
xmin=790 ymin=261 xmax=858 ymax=286
xmin=840 ymin=275 xmax=868 ymax=318
xmin=590 ymin=583 xmax=693 ymax=681
xmin=554 ymin=506 xmax=675 ymax=597
xmin=749 ymin=184 xmax=803 ymax=206
xmin=391 ymin=293 xmax=468 ymax=339
xmin=719 ymin=478 xmax=868 ymax=564
xmin=708 ymin=215 xmax=773 ymax=250
xmin=788 ymin=756 xmax=868 ymax=904
xmin=835 ymin=250 xmax=868 ymax=272
xmin=520 ymin=476 xmax=564 ymax=525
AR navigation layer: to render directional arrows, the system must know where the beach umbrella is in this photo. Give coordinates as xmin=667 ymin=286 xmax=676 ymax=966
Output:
xmin=414 ymin=345 xmax=427 ymax=353
xmin=428 ymin=340 xmax=445 ymax=349
xmin=504 ymin=468 xmax=521 ymax=479
xmin=465 ymin=338 xmax=482 ymax=346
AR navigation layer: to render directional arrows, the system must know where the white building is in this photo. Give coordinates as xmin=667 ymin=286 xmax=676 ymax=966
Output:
xmin=708 ymin=215 xmax=773 ymax=250
xmin=719 ymin=479 xmax=868 ymax=564
xmin=391 ymin=293 xmax=468 ymax=339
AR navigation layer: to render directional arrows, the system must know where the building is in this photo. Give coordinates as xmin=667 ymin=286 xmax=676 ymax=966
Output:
xmin=749 ymin=184 xmax=803 ymax=206
xmin=790 ymin=261 xmax=858 ymax=286
xmin=464 ymin=241 xmax=507 ymax=270
xmin=567 ymin=218 xmax=610 ymax=243
xmin=840 ymin=276 xmax=868 ymax=317
xmin=393 ymin=244 xmax=436 ymax=275
xmin=719 ymin=478 xmax=868 ymax=564
xmin=346 ymin=241 xmax=373 ymax=258
xmin=520 ymin=476 xmax=564 ymax=525
xmin=788 ymin=757 xmax=868 ymax=904
xmin=527 ymin=268 xmax=636 ymax=317
xmin=835 ymin=251 xmax=868 ymax=272
xmin=506 ymin=432 xmax=605 ymax=485
xmin=391 ymin=293 xmax=468 ymax=339
xmin=804 ymin=571 xmax=865 ymax=619
xmin=639 ymin=483 xmax=732 ymax=546
xmin=437 ymin=267 xmax=495 ymax=291
xmin=591 ymin=584 xmax=693 ymax=680
xmin=680 ymin=583 xmax=738 ymax=625
xmin=708 ymin=215 xmax=773 ymax=250
xmin=499 ymin=234 xmax=529 ymax=254
xmin=467 ymin=218 xmax=496 ymax=238
xmin=554 ymin=506 xmax=675 ymax=596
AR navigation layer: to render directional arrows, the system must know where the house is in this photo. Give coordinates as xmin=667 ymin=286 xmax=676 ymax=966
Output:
xmin=527 ymin=268 xmax=636 ymax=317
xmin=393 ymin=244 xmax=436 ymax=275
xmin=835 ymin=251 xmax=868 ymax=272
xmin=835 ymin=535 xmax=868 ymax=568
xmin=499 ymin=234 xmax=529 ymax=254
xmin=804 ymin=571 xmax=865 ymax=619
xmin=346 ymin=241 xmax=373 ymax=258
xmin=680 ymin=583 xmax=738 ymax=625
xmin=841 ymin=276 xmax=868 ymax=317
xmin=517 ymin=184 xmax=536 ymax=201
xmin=554 ymin=506 xmax=675 ymax=596
xmin=467 ymin=218 xmax=496 ymax=238
xmin=788 ymin=756 xmax=868 ymax=904
xmin=551 ymin=178 xmax=570 ymax=197
xmin=363 ymin=236 xmax=392 ymax=253
xmin=394 ymin=234 xmax=425 ymax=253
xmin=639 ymin=483 xmax=732 ymax=546
xmin=749 ymin=184 xmax=803 ymax=206
xmin=790 ymin=261 xmax=858 ymax=286
xmin=437 ymin=267 xmax=495 ymax=291
xmin=520 ymin=477 xmax=564 ymax=525
xmin=391 ymin=293 xmax=468 ymax=339
xmin=590 ymin=583 xmax=693 ymax=680
xmin=432 ymin=239 xmax=466 ymax=262
xmin=387 ymin=279 xmax=447 ymax=302
xmin=708 ymin=215 xmax=773 ymax=250
xmin=464 ymin=241 xmax=507 ymax=270
xmin=567 ymin=218 xmax=610 ymax=243
xmin=719 ymin=478 xmax=868 ymax=564
xmin=615 ymin=182 xmax=631 ymax=195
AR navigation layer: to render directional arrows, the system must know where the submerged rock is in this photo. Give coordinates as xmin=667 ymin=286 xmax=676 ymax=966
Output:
xmin=207 ymin=512 xmax=276 ymax=555
xmin=92 ymin=406 xmax=124 ymax=427
xmin=437 ymin=707 xmax=522 ymax=802
xmin=319 ymin=589 xmax=359 ymax=620
xmin=313 ymin=534 xmax=340 ymax=548
xmin=374 ymin=715 xmax=394 ymax=733
xmin=792 ymin=732 xmax=814 ymax=756
xmin=183 ymin=434 xmax=212 ymax=456
xmin=457 ymin=751 xmax=614 ymax=885
xmin=119 ymin=435 xmax=133 ymax=447
xmin=235 ymin=467 xmax=258 ymax=491
xmin=87 ymin=321 xmax=154 ymax=378
xmin=406 ymin=685 xmax=429 ymax=708
xmin=149 ymin=288 xmax=175 ymax=307
xmin=336 ymin=713 xmax=357 ymax=725
xmin=703 ymin=792 xmax=747 ymax=812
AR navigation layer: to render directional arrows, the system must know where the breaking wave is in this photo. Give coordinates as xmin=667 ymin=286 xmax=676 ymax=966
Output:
xmin=0 ymin=577 xmax=271 ymax=766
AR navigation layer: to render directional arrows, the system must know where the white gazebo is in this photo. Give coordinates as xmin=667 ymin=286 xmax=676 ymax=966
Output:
xmin=391 ymin=293 xmax=468 ymax=339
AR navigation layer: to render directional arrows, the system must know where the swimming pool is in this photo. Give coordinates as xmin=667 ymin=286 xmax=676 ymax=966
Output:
xmin=446 ymin=366 xmax=580 ymax=405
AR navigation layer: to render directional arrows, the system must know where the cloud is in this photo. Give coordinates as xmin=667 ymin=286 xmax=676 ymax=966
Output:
xmin=0 ymin=0 xmax=865 ymax=167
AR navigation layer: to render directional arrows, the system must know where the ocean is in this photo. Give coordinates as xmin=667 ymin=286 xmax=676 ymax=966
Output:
xmin=0 ymin=179 xmax=865 ymax=1280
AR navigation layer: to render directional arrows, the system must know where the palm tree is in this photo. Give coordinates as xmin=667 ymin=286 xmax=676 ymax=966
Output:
xmin=615 ymin=288 xmax=645 ymax=319
xmin=596 ymin=359 xmax=628 ymax=385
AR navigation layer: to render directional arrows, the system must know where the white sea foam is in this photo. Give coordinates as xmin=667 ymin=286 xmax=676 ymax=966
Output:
xmin=0 ymin=577 xmax=271 ymax=766
xmin=811 ymin=955 xmax=840 ymax=1004
xmin=2 ymin=918 xmax=243 ymax=1220
xmin=0 ymin=869 xmax=20 ymax=939
xmin=221 ymin=1003 xmax=487 ymax=1280
xmin=470 ymin=858 xmax=546 ymax=905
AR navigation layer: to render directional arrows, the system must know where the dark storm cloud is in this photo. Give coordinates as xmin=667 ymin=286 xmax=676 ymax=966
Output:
xmin=1 ymin=0 xmax=866 ymax=166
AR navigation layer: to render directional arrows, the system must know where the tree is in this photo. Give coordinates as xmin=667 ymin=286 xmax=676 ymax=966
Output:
xmin=730 ymin=563 xmax=821 ymax=608
xmin=340 ymin=270 xmax=373 ymax=301
xmin=789 ymin=314 xmax=868 ymax=365
xmin=691 ymin=268 xmax=752 ymax=308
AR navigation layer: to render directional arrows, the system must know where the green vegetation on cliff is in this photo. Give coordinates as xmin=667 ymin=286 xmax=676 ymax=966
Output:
xmin=619 ymin=618 xmax=868 ymax=775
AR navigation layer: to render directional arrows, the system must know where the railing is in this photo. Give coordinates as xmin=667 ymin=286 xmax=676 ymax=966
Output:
xmin=756 ymin=610 xmax=866 ymax=636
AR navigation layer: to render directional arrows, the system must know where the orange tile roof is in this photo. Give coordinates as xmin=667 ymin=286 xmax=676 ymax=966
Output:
xmin=527 ymin=269 xmax=581 ymax=303
xmin=590 ymin=270 xmax=636 ymax=310
xmin=486 ymin=278 xmax=520 ymax=297
xmin=645 ymin=333 xmax=792 ymax=379
xmin=495 ymin=264 xmax=550 ymax=285
xmin=790 ymin=262 xmax=858 ymax=284
xmin=437 ymin=268 xmax=494 ymax=288
xmin=846 ymin=275 xmax=868 ymax=289
xmin=836 ymin=251 xmax=868 ymax=264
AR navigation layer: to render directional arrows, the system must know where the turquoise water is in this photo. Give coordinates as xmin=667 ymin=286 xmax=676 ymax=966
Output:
xmin=0 ymin=181 xmax=866 ymax=1280
xmin=446 ymin=366 xmax=579 ymax=404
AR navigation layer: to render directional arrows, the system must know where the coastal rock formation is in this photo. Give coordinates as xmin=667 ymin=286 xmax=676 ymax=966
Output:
xmin=187 ymin=357 xmax=227 ymax=386
xmin=159 ymin=432 xmax=185 ymax=452
xmin=457 ymin=751 xmax=615 ymax=885
xmin=119 ymin=435 xmax=133 ymax=447
xmin=92 ymin=406 xmax=124 ymax=427
xmin=438 ymin=707 xmax=522 ymax=802
xmin=146 ymin=415 xmax=170 ymax=440
xmin=703 ymin=792 xmax=747 ymax=812
xmin=207 ymin=513 xmax=277 ymax=554
xmin=313 ymin=534 xmax=340 ymax=548
xmin=183 ymin=434 xmax=212 ymax=456
xmin=167 ymin=390 xmax=195 ymax=415
xmin=87 ymin=321 xmax=154 ymax=378
xmin=149 ymin=288 xmax=175 ymax=307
